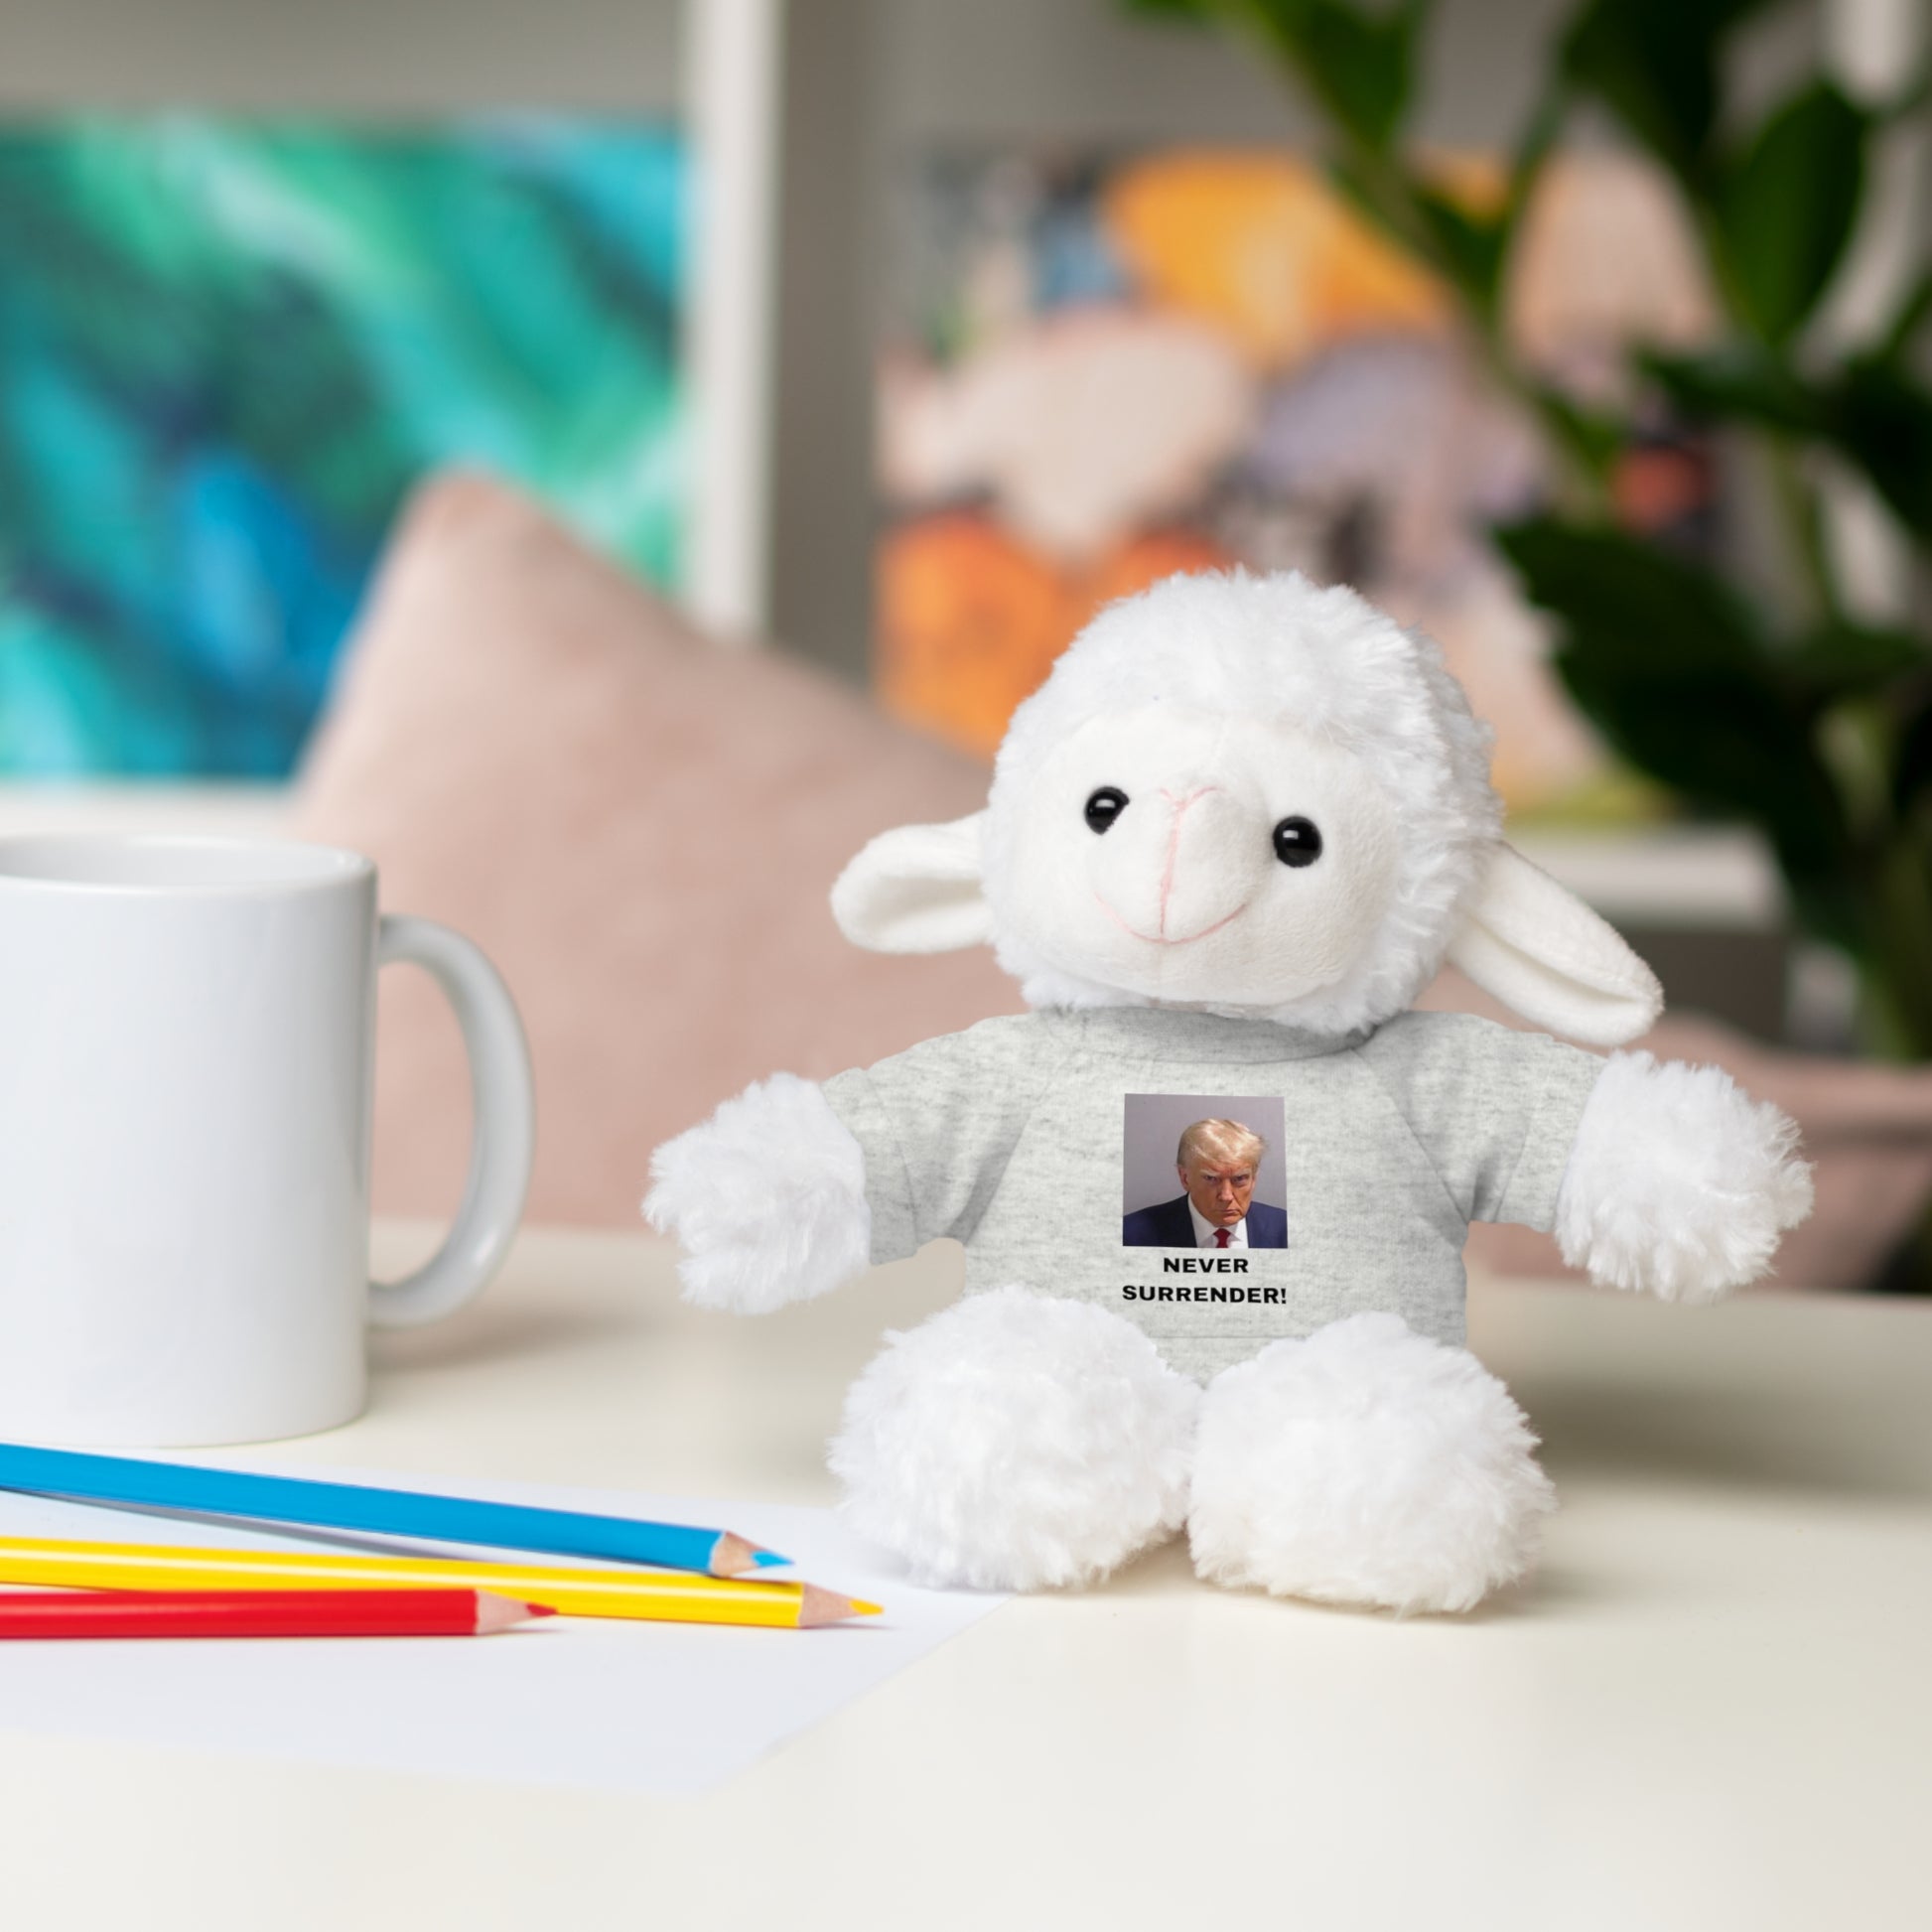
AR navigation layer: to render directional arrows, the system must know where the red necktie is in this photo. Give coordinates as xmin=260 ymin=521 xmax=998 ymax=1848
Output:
xmin=1214 ymin=1228 xmax=1231 ymax=1248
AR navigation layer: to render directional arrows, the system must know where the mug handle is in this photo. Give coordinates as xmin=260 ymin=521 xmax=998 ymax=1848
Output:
xmin=366 ymin=915 xmax=535 ymax=1329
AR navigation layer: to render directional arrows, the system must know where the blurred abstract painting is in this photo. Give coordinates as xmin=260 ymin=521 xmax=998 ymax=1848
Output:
xmin=878 ymin=147 xmax=1719 ymax=819
xmin=0 ymin=115 xmax=685 ymax=776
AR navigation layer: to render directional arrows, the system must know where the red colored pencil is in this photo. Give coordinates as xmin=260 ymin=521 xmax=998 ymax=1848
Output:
xmin=0 ymin=1588 xmax=554 ymax=1639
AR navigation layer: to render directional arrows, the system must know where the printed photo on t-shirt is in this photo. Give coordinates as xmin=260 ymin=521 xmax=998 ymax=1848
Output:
xmin=1121 ymin=1093 xmax=1289 ymax=1251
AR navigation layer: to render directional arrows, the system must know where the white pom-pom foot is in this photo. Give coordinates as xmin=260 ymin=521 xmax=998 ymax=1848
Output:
xmin=642 ymin=1073 xmax=870 ymax=1313
xmin=830 ymin=1288 xmax=1201 ymax=1590
xmin=1187 ymin=1312 xmax=1554 ymax=1615
xmin=1556 ymin=1051 xmax=1814 ymax=1304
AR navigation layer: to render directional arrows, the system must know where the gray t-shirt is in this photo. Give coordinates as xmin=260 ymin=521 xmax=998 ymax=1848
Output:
xmin=821 ymin=1006 xmax=1606 ymax=1381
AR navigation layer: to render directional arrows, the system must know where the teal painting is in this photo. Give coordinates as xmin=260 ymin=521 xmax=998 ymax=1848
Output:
xmin=0 ymin=116 xmax=686 ymax=776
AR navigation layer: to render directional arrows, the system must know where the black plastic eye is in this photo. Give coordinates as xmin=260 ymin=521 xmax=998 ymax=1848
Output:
xmin=1084 ymin=787 xmax=1129 ymax=834
xmin=1273 ymin=816 xmax=1322 ymax=868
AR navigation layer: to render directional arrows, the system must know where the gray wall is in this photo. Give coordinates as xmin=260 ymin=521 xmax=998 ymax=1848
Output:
xmin=881 ymin=0 xmax=1572 ymax=148
xmin=0 ymin=0 xmax=682 ymax=110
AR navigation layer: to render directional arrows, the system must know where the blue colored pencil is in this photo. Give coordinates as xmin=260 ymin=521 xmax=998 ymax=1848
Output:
xmin=0 ymin=1442 xmax=790 ymax=1577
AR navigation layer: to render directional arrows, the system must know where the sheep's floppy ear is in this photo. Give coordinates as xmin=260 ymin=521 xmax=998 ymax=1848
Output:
xmin=1445 ymin=844 xmax=1663 ymax=1046
xmin=831 ymin=812 xmax=994 ymax=953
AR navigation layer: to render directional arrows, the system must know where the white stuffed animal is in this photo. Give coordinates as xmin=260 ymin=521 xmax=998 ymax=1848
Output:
xmin=645 ymin=570 xmax=1812 ymax=1613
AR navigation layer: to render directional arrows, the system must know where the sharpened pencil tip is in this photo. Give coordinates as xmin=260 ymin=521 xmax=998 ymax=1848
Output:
xmin=796 ymin=1585 xmax=880 ymax=1628
xmin=475 ymin=1592 xmax=558 ymax=1634
xmin=709 ymin=1533 xmax=754 ymax=1575
xmin=711 ymin=1533 xmax=789 ymax=1576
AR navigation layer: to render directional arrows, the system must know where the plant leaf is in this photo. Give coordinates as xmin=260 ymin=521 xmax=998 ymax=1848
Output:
xmin=1891 ymin=695 xmax=1932 ymax=817
xmin=1718 ymin=81 xmax=1868 ymax=344
xmin=1645 ymin=346 xmax=1932 ymax=545
xmin=1785 ymin=622 xmax=1932 ymax=696
xmin=1560 ymin=0 xmax=1781 ymax=190
xmin=1642 ymin=345 xmax=1825 ymax=434
xmin=1249 ymin=0 xmax=1432 ymax=153
xmin=1410 ymin=182 xmax=1507 ymax=313
xmin=1496 ymin=516 xmax=1852 ymax=904
xmin=1831 ymin=358 xmax=1932 ymax=544
xmin=1495 ymin=516 xmax=1767 ymax=672
xmin=1878 ymin=266 xmax=1932 ymax=361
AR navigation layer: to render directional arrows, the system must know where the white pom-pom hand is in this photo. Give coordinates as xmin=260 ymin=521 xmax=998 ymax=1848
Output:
xmin=1555 ymin=1050 xmax=1814 ymax=1304
xmin=642 ymin=1073 xmax=873 ymax=1313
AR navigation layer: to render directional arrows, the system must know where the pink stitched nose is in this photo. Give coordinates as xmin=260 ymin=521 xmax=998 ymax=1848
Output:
xmin=1088 ymin=775 xmax=1260 ymax=944
xmin=1157 ymin=786 xmax=1218 ymax=938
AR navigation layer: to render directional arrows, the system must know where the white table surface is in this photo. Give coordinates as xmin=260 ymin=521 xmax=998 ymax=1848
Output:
xmin=1 ymin=1223 xmax=1927 ymax=1932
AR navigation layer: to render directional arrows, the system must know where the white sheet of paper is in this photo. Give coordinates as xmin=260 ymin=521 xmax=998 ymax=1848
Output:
xmin=0 ymin=1463 xmax=1007 ymax=1795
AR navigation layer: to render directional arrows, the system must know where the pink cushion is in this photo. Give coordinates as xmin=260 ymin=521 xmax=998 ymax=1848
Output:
xmin=291 ymin=473 xmax=1022 ymax=1227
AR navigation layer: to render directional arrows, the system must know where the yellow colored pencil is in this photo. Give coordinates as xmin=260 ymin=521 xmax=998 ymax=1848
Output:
xmin=0 ymin=1537 xmax=880 ymax=1629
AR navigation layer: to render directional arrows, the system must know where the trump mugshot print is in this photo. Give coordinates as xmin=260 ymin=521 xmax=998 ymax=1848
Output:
xmin=1121 ymin=1094 xmax=1289 ymax=1251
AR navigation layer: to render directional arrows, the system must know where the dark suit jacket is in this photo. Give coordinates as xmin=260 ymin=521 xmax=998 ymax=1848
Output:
xmin=1121 ymin=1195 xmax=1288 ymax=1249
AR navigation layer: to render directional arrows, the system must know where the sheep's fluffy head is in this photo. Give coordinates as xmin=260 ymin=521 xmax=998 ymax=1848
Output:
xmin=835 ymin=569 xmax=1661 ymax=1045
xmin=980 ymin=570 xmax=1496 ymax=1034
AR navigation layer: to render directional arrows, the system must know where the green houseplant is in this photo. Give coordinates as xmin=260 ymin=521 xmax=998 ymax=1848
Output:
xmin=1128 ymin=0 xmax=1932 ymax=1059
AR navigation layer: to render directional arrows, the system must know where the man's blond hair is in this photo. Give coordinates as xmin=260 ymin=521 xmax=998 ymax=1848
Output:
xmin=1176 ymin=1117 xmax=1265 ymax=1173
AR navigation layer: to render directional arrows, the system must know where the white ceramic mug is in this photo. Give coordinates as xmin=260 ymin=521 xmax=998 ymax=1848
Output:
xmin=0 ymin=834 xmax=535 ymax=1447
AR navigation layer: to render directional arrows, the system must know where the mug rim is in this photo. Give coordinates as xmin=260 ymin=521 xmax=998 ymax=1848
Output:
xmin=0 ymin=832 xmax=375 ymax=898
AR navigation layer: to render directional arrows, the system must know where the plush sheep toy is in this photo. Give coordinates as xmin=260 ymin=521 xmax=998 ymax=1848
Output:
xmin=645 ymin=570 xmax=1813 ymax=1613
